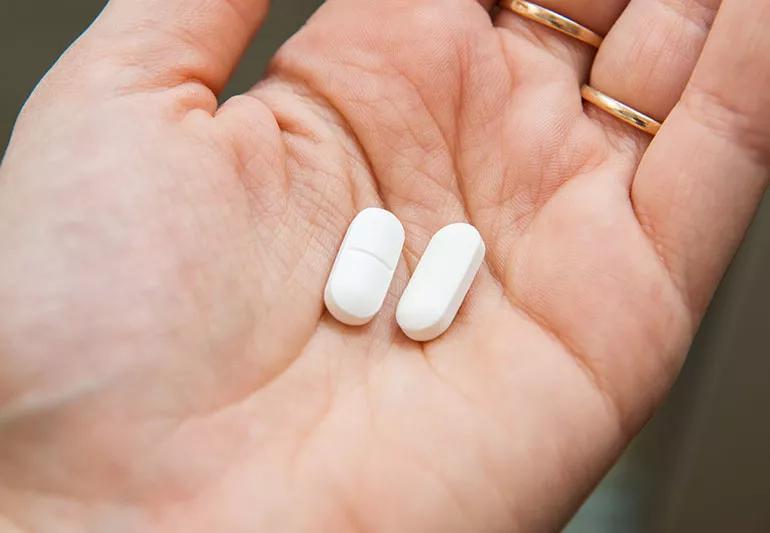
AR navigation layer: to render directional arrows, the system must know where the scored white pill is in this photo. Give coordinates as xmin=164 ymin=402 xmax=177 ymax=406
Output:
xmin=324 ymin=208 xmax=405 ymax=326
xmin=396 ymin=223 xmax=485 ymax=342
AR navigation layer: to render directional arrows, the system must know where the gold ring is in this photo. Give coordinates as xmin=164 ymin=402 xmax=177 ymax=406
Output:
xmin=580 ymin=85 xmax=662 ymax=136
xmin=498 ymin=0 xmax=604 ymax=48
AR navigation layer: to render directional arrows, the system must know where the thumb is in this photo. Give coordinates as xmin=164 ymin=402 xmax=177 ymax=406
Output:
xmin=44 ymin=0 xmax=271 ymax=98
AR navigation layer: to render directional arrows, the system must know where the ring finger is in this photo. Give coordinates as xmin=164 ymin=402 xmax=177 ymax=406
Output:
xmin=587 ymin=0 xmax=721 ymax=130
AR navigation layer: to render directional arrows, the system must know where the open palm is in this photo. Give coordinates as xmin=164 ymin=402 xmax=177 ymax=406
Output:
xmin=1 ymin=0 xmax=768 ymax=531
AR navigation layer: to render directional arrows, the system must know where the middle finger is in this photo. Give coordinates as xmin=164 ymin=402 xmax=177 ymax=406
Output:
xmin=493 ymin=0 xmax=632 ymax=74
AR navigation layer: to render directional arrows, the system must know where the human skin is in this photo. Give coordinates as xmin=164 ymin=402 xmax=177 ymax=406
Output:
xmin=0 ymin=0 xmax=768 ymax=531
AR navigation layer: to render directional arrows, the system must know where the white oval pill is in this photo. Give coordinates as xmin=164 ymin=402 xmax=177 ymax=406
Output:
xmin=396 ymin=223 xmax=485 ymax=342
xmin=324 ymin=208 xmax=405 ymax=326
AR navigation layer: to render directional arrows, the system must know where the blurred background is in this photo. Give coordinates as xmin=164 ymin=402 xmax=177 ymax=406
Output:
xmin=1 ymin=1 xmax=768 ymax=531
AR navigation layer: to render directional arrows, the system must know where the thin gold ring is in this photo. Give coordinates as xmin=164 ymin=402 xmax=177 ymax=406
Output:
xmin=580 ymin=85 xmax=662 ymax=136
xmin=498 ymin=0 xmax=604 ymax=48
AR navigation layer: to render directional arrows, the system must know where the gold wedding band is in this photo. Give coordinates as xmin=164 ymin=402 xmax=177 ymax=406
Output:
xmin=498 ymin=0 xmax=603 ymax=48
xmin=580 ymin=85 xmax=662 ymax=136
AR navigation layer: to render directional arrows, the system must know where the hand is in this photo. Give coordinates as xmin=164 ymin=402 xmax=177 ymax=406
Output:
xmin=0 ymin=0 xmax=767 ymax=530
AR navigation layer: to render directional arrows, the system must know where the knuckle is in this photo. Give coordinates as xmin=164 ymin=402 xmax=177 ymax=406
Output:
xmin=681 ymin=85 xmax=770 ymax=166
